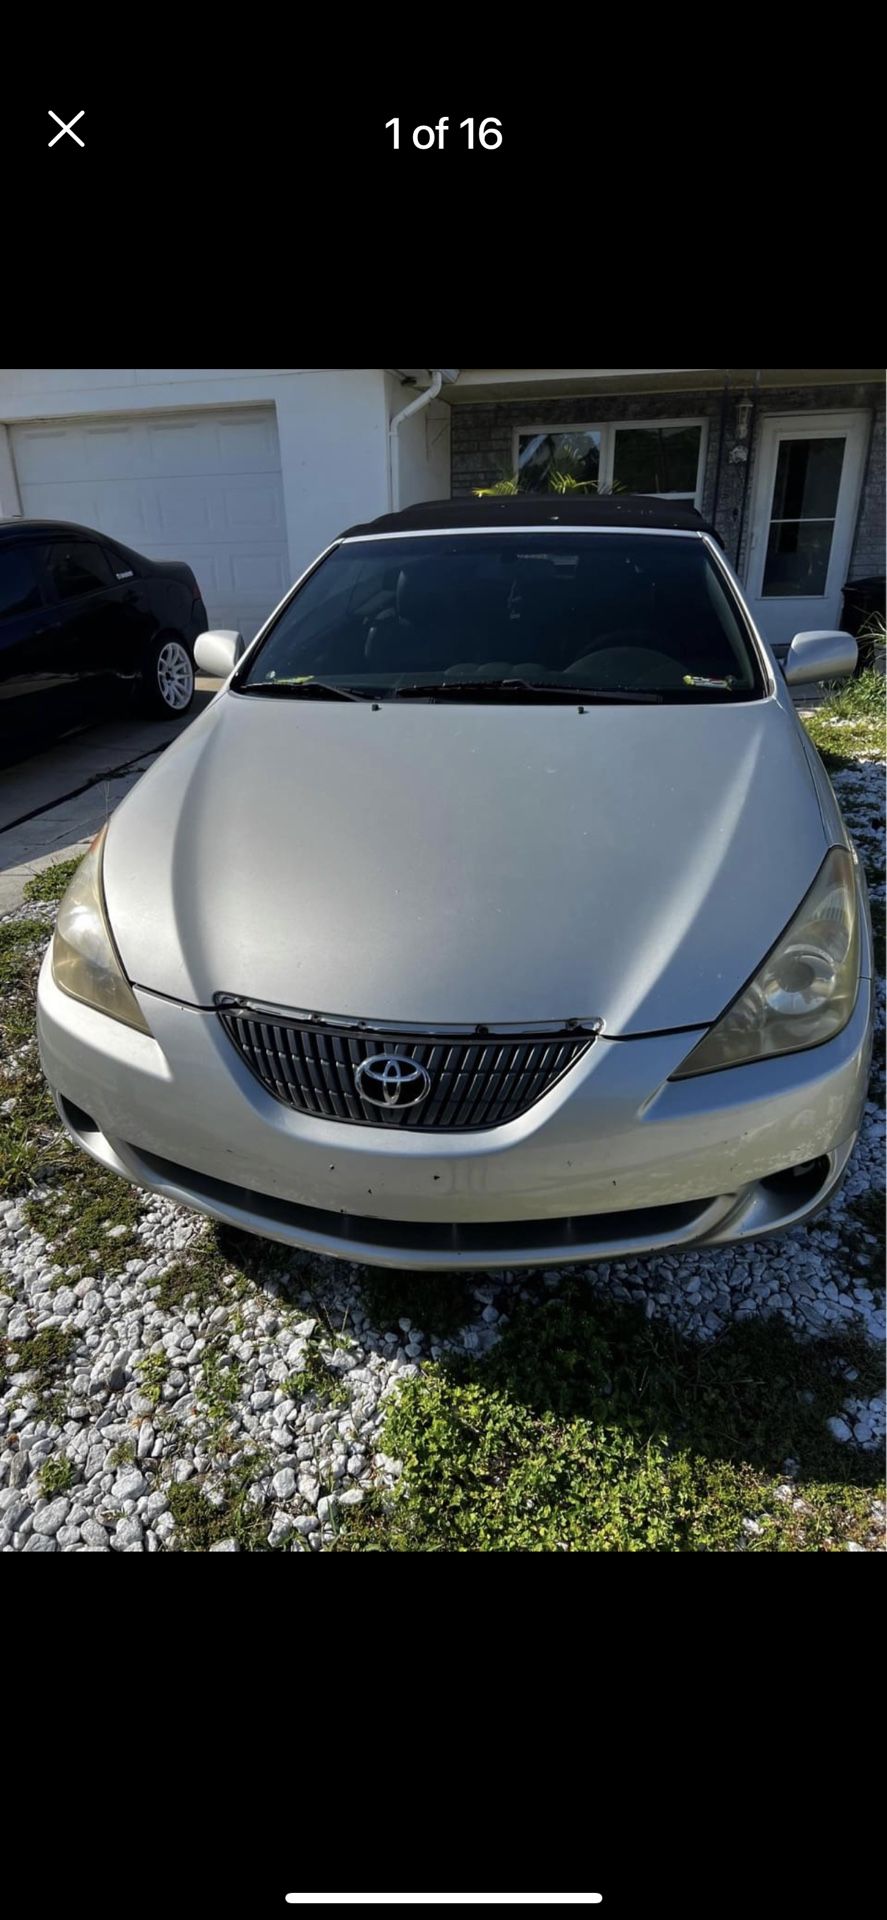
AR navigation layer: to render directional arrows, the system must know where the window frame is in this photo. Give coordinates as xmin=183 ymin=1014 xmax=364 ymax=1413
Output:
xmin=512 ymin=416 xmax=709 ymax=509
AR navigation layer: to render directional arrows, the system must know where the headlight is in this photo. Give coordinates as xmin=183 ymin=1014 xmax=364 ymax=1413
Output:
xmin=51 ymin=826 xmax=150 ymax=1034
xmin=671 ymin=847 xmax=859 ymax=1078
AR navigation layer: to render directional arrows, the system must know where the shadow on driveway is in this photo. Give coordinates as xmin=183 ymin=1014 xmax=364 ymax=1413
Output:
xmin=0 ymin=683 xmax=219 ymax=912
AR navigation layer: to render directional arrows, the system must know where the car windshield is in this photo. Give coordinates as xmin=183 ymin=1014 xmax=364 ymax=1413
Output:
xmin=235 ymin=532 xmax=765 ymax=701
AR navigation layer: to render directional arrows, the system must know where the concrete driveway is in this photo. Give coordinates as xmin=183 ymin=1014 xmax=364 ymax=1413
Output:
xmin=0 ymin=681 xmax=220 ymax=912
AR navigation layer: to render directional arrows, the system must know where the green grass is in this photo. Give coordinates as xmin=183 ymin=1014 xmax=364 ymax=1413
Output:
xmin=9 ymin=1325 xmax=79 ymax=1420
xmin=151 ymin=1250 xmax=229 ymax=1314
xmin=336 ymin=1284 xmax=884 ymax=1552
xmin=0 ymin=920 xmax=60 ymax=1194
xmin=197 ymin=1345 xmax=242 ymax=1426
xmin=803 ymin=667 xmax=886 ymax=770
xmin=279 ymin=1350 xmax=349 ymax=1408
xmin=22 ymin=856 xmax=83 ymax=904
xmin=0 ymin=916 xmax=49 ymax=1002
xmin=137 ymin=1349 xmax=171 ymax=1406
xmin=37 ymin=1455 xmax=75 ymax=1497
xmin=25 ymin=1152 xmax=144 ymax=1277
xmin=166 ymin=1452 xmax=273 ymax=1551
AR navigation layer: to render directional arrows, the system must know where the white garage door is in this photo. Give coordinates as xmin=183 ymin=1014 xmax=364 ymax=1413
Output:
xmin=11 ymin=406 xmax=290 ymax=641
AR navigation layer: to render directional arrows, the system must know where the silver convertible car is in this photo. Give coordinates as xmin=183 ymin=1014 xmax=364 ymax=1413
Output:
xmin=36 ymin=496 xmax=874 ymax=1271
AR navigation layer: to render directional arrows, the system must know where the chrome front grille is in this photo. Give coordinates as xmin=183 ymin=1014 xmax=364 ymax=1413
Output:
xmin=216 ymin=1002 xmax=595 ymax=1131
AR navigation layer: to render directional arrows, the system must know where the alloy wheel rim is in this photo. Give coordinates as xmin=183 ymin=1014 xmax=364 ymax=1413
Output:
xmin=157 ymin=641 xmax=193 ymax=711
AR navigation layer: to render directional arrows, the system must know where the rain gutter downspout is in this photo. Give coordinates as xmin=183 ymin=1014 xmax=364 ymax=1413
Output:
xmin=388 ymin=370 xmax=444 ymax=511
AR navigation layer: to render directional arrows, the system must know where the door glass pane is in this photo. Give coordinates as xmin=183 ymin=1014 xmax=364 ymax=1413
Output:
xmin=770 ymin=436 xmax=844 ymax=521
xmin=0 ymin=547 xmax=42 ymax=619
xmin=46 ymin=541 xmax=115 ymax=602
xmin=762 ymin=519 xmax=835 ymax=596
xmin=517 ymin=430 xmax=601 ymax=492
xmin=613 ymin=425 xmax=702 ymax=497
xmin=762 ymin=435 xmax=845 ymax=597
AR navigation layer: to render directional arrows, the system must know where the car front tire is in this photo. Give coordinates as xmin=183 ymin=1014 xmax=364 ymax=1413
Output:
xmin=141 ymin=633 xmax=195 ymax=719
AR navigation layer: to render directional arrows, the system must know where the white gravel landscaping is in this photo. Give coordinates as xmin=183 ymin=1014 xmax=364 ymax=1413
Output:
xmin=1 ymin=759 xmax=884 ymax=1551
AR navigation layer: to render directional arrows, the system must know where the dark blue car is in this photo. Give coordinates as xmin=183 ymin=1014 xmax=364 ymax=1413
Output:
xmin=0 ymin=518 xmax=208 ymax=756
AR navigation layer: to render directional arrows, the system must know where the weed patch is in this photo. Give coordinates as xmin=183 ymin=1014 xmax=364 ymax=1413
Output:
xmin=25 ymin=1154 xmax=144 ymax=1277
xmin=10 ymin=1325 xmax=78 ymax=1418
xmin=280 ymin=1348 xmax=349 ymax=1407
xmin=37 ymin=1456 xmax=75 ymax=1497
xmin=0 ymin=920 xmax=62 ymax=1193
xmin=151 ymin=1246 xmax=229 ymax=1313
xmin=803 ymin=668 xmax=886 ymax=766
xmin=197 ymin=1346 xmax=242 ymax=1426
xmin=22 ymin=857 xmax=82 ymax=904
xmin=338 ymin=1285 xmax=884 ymax=1552
xmin=166 ymin=1453 xmax=272 ymax=1551
xmin=137 ymin=1349 xmax=170 ymax=1406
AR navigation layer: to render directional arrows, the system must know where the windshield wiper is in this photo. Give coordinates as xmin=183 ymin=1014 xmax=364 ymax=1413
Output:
xmin=238 ymin=679 xmax=366 ymax=702
xmin=392 ymin=678 xmax=662 ymax=704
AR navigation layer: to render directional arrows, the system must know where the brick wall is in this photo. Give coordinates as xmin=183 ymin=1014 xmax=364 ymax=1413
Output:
xmin=849 ymin=401 xmax=885 ymax=578
xmin=450 ymin=380 xmax=885 ymax=585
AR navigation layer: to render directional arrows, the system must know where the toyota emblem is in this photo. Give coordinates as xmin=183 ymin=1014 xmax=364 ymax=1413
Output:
xmin=354 ymin=1053 xmax=432 ymax=1109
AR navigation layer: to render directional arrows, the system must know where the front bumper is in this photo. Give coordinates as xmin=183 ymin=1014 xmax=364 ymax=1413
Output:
xmin=36 ymin=946 xmax=874 ymax=1271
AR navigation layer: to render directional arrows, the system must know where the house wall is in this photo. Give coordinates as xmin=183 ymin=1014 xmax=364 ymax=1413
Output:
xmin=0 ymin=369 xmax=398 ymax=582
xmin=450 ymin=380 xmax=885 ymax=586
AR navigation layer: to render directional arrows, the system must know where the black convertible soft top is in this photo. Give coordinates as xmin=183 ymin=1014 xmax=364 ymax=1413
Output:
xmin=341 ymin=493 xmax=722 ymax=542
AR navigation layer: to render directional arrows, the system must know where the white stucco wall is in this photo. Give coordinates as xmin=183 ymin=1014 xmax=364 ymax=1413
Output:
xmin=0 ymin=369 xmax=446 ymax=583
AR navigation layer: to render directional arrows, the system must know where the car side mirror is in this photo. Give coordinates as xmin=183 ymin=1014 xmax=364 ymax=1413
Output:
xmin=194 ymin=630 xmax=245 ymax=678
xmin=783 ymin=630 xmax=858 ymax=686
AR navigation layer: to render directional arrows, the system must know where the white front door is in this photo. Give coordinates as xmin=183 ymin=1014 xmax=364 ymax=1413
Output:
xmin=744 ymin=410 xmax=870 ymax=651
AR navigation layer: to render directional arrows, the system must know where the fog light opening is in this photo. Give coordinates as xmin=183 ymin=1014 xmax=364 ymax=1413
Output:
xmin=759 ymin=1155 xmax=831 ymax=1203
xmin=59 ymin=1094 xmax=100 ymax=1139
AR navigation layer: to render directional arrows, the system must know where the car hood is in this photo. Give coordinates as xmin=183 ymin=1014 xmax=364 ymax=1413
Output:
xmin=104 ymin=690 xmax=827 ymax=1034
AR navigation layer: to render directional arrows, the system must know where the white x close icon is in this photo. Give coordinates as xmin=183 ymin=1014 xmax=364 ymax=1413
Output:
xmin=48 ymin=109 xmax=85 ymax=147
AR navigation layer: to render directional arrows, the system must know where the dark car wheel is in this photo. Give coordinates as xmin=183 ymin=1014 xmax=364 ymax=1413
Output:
xmin=141 ymin=633 xmax=195 ymax=718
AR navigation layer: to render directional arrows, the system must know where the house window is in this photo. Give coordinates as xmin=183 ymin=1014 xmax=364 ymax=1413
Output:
xmin=512 ymin=419 xmax=708 ymax=507
xmin=612 ymin=423 xmax=704 ymax=502
xmin=517 ymin=429 xmax=601 ymax=492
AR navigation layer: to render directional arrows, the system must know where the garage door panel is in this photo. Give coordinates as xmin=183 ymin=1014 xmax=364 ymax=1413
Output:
xmin=144 ymin=409 xmax=281 ymax=477
xmin=14 ymin=476 xmax=156 ymax=543
xmin=11 ymin=406 xmax=289 ymax=640
xmin=217 ymin=414 xmax=282 ymax=467
xmin=231 ymin=552 xmax=291 ymax=598
xmin=155 ymin=478 xmax=217 ymax=538
xmin=220 ymin=480 xmax=286 ymax=534
xmin=145 ymin=419 xmax=236 ymax=475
